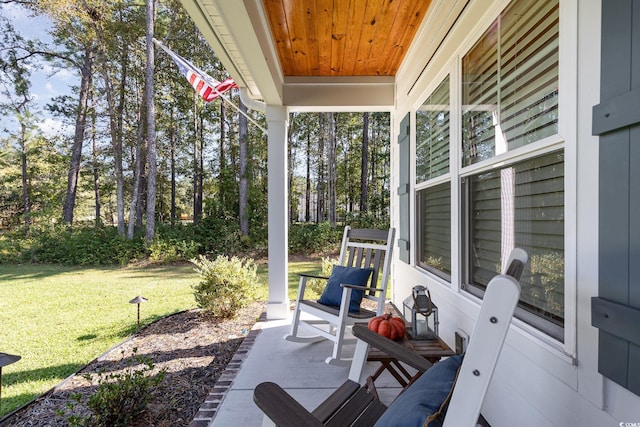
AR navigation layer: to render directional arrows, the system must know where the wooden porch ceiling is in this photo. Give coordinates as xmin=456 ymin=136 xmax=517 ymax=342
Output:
xmin=262 ymin=0 xmax=433 ymax=77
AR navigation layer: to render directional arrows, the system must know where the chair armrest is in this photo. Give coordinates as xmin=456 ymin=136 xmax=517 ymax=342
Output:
xmin=299 ymin=273 xmax=330 ymax=280
xmin=351 ymin=324 xmax=434 ymax=372
xmin=254 ymin=382 xmax=324 ymax=427
xmin=340 ymin=283 xmax=385 ymax=293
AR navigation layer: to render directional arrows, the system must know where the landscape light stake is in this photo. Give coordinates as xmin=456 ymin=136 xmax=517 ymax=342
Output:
xmin=0 ymin=352 xmax=21 ymax=412
xmin=129 ymin=296 xmax=148 ymax=331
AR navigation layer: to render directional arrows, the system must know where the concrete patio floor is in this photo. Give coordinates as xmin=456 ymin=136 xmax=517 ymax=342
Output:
xmin=201 ymin=315 xmax=408 ymax=427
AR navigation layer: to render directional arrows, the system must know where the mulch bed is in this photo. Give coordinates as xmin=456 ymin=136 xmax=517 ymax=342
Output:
xmin=3 ymin=302 xmax=265 ymax=427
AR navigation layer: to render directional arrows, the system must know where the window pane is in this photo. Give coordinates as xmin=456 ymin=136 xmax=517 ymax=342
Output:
xmin=462 ymin=0 xmax=559 ymax=166
xmin=418 ymin=182 xmax=451 ymax=279
xmin=416 ymin=76 xmax=450 ymax=183
xmin=462 ymin=22 xmax=498 ymax=165
xmin=466 ymin=150 xmax=564 ymax=339
xmin=500 ymin=1 xmax=559 ymax=148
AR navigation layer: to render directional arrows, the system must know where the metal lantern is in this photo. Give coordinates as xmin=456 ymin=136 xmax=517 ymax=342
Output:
xmin=402 ymin=285 xmax=439 ymax=340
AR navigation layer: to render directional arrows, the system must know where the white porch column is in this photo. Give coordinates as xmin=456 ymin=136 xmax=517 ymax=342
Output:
xmin=266 ymin=105 xmax=290 ymax=319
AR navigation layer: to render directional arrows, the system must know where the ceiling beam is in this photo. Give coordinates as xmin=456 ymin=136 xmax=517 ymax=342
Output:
xmin=283 ymin=76 xmax=395 ymax=112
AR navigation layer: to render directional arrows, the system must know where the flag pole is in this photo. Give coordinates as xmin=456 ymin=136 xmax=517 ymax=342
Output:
xmin=153 ymin=38 xmax=267 ymax=133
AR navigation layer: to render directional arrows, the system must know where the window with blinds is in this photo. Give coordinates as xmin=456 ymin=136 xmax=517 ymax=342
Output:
xmin=464 ymin=150 xmax=565 ymax=340
xmin=417 ymin=182 xmax=451 ymax=279
xmin=416 ymin=76 xmax=450 ymax=183
xmin=413 ymin=0 xmax=564 ymax=339
xmin=416 ymin=76 xmax=451 ymax=279
xmin=461 ymin=0 xmax=559 ymax=167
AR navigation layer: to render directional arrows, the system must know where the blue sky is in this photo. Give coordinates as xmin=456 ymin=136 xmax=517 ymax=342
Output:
xmin=2 ymin=3 xmax=77 ymax=137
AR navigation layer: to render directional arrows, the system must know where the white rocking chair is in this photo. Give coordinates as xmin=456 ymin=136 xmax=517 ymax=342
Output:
xmin=256 ymin=248 xmax=527 ymax=427
xmin=284 ymin=226 xmax=395 ymax=366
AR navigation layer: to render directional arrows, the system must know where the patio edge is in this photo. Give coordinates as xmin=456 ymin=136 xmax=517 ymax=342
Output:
xmin=188 ymin=312 xmax=267 ymax=427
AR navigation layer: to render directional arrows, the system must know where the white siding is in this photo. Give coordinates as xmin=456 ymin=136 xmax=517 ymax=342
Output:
xmin=391 ymin=0 xmax=640 ymax=424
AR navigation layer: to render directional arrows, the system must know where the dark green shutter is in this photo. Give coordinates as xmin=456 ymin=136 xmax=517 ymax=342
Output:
xmin=591 ymin=0 xmax=640 ymax=397
xmin=398 ymin=113 xmax=410 ymax=263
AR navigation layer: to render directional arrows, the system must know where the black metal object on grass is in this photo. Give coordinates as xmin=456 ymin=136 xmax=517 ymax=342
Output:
xmin=0 ymin=352 xmax=21 ymax=412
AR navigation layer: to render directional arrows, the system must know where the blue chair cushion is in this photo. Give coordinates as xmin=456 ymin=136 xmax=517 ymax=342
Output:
xmin=317 ymin=265 xmax=373 ymax=313
xmin=373 ymin=354 xmax=463 ymax=427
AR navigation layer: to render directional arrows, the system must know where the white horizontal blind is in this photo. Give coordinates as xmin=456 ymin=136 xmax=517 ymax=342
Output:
xmin=467 ymin=150 xmax=565 ymax=339
xmin=462 ymin=0 xmax=559 ymax=167
xmin=418 ymin=182 xmax=451 ymax=278
xmin=416 ymin=76 xmax=450 ymax=183
xmin=500 ymin=0 xmax=559 ymax=148
xmin=416 ymin=76 xmax=451 ymax=278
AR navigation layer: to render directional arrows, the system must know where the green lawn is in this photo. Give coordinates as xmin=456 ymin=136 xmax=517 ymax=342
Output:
xmin=0 ymin=259 xmax=321 ymax=418
xmin=0 ymin=263 xmax=200 ymax=418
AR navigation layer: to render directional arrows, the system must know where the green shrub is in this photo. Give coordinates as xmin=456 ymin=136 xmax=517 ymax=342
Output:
xmin=149 ymin=237 xmax=200 ymax=263
xmin=0 ymin=231 xmax=30 ymax=263
xmin=28 ymin=226 xmax=146 ymax=265
xmin=343 ymin=212 xmax=390 ymax=230
xmin=307 ymin=256 xmax=339 ymax=295
xmin=289 ymin=222 xmax=342 ymax=254
xmin=191 ymin=254 xmax=259 ymax=318
xmin=58 ymin=349 xmax=165 ymax=427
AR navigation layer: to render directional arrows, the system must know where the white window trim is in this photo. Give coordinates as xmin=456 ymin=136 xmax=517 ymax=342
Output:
xmin=410 ymin=0 xmax=578 ymax=358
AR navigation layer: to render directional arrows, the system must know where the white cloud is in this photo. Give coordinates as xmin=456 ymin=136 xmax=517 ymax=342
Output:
xmin=3 ymin=3 xmax=53 ymax=42
xmin=39 ymin=117 xmax=70 ymax=138
xmin=39 ymin=62 xmax=76 ymax=82
xmin=45 ymin=82 xmax=56 ymax=94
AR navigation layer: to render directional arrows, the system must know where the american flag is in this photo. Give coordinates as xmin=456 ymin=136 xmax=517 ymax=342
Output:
xmin=160 ymin=42 xmax=237 ymax=102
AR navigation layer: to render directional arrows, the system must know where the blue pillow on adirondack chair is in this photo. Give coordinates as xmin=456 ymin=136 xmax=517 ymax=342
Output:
xmin=318 ymin=265 xmax=373 ymax=313
xmin=374 ymin=354 xmax=463 ymax=427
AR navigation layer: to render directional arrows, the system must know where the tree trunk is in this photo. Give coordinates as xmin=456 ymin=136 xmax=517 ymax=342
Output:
xmin=128 ymin=100 xmax=145 ymax=239
xmin=199 ymin=114 xmax=204 ymax=218
xmin=327 ymin=112 xmax=337 ymax=225
xmin=135 ymin=145 xmax=147 ymax=230
xmin=317 ymin=114 xmax=326 ymax=223
xmin=360 ymin=112 xmax=369 ymax=213
xmin=219 ymin=100 xmax=226 ymax=213
xmin=145 ymin=0 xmax=157 ymax=244
xmin=91 ymin=92 xmax=101 ymax=226
xmin=19 ymin=118 xmax=29 ymax=237
xmin=62 ymin=43 xmax=94 ymax=226
xmin=305 ymin=121 xmax=311 ymax=222
xmin=239 ymin=100 xmax=249 ymax=235
xmin=170 ymin=104 xmax=176 ymax=226
xmin=287 ymin=113 xmax=294 ymax=224
xmin=114 ymin=40 xmax=128 ymax=235
xmin=97 ymin=35 xmax=127 ymax=235
xmin=192 ymin=95 xmax=201 ymax=223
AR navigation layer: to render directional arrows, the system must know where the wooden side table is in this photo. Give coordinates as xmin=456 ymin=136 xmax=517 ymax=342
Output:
xmin=366 ymin=334 xmax=455 ymax=387
xmin=348 ymin=323 xmax=456 ymax=385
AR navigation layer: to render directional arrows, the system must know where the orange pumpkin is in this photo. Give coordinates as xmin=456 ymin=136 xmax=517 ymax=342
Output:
xmin=367 ymin=313 xmax=406 ymax=341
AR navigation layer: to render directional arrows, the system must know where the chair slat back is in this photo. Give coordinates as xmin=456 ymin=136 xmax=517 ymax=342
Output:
xmin=338 ymin=226 xmax=395 ymax=314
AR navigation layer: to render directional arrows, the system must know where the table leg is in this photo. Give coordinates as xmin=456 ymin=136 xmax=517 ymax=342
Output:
xmin=348 ymin=338 xmax=370 ymax=382
xmin=381 ymin=361 xmax=409 ymax=387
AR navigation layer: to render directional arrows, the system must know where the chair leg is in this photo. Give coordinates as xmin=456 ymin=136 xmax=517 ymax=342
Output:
xmin=325 ymin=289 xmax=351 ymax=366
xmin=283 ymin=305 xmax=326 ymax=343
xmin=288 ymin=301 xmax=303 ymax=337
xmin=284 ymin=276 xmax=326 ymax=343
